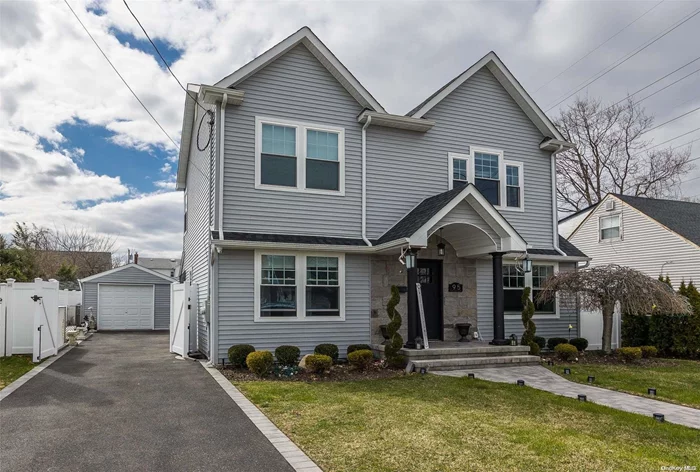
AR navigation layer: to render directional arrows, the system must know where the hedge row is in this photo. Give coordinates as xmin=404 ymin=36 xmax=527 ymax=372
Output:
xmin=621 ymin=313 xmax=700 ymax=358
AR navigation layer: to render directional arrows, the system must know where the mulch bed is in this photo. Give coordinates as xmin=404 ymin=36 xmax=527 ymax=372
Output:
xmin=541 ymin=350 xmax=683 ymax=367
xmin=218 ymin=360 xmax=405 ymax=382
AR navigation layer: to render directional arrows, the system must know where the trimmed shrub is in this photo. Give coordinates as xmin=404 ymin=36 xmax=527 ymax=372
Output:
xmin=533 ymin=336 xmax=546 ymax=349
xmin=641 ymin=345 xmax=658 ymax=358
xmin=388 ymin=355 xmax=407 ymax=369
xmin=348 ymin=349 xmax=373 ymax=370
xmin=554 ymin=343 xmax=578 ymax=361
xmin=521 ymin=287 xmax=536 ymax=347
xmin=384 ymin=285 xmax=404 ymax=367
xmin=275 ymin=345 xmax=300 ymax=367
xmin=528 ymin=341 xmax=541 ymax=356
xmin=306 ymin=354 xmax=332 ymax=374
xmin=246 ymin=351 xmax=274 ymax=377
xmin=621 ymin=314 xmax=650 ymax=347
xmin=569 ymin=338 xmax=589 ymax=352
xmin=617 ymin=347 xmax=642 ymax=362
xmin=347 ymin=344 xmax=372 ymax=356
xmin=314 ymin=344 xmax=339 ymax=363
xmin=547 ymin=337 xmax=568 ymax=350
xmin=228 ymin=344 xmax=255 ymax=368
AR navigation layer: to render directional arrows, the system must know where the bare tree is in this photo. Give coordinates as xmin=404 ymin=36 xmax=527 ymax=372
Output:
xmin=554 ymin=97 xmax=693 ymax=211
xmin=536 ymin=264 xmax=691 ymax=353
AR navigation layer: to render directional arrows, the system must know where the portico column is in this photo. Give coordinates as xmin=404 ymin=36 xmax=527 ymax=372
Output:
xmin=404 ymin=248 xmax=419 ymax=349
xmin=490 ymin=252 xmax=509 ymax=346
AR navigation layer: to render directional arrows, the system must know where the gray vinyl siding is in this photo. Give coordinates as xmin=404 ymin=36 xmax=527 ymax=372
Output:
xmin=221 ymin=44 xmax=363 ymax=237
xmin=215 ymin=250 xmax=370 ymax=361
xmin=80 ymin=266 xmax=173 ymax=330
xmin=569 ymin=197 xmax=700 ymax=288
xmin=476 ymin=259 xmax=578 ymax=341
xmin=366 ymin=67 xmax=555 ymax=248
xmin=182 ymin=101 xmax=216 ymax=356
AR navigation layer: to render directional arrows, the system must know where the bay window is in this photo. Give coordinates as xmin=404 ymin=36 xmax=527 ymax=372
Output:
xmin=255 ymin=251 xmax=345 ymax=321
xmin=256 ymin=117 xmax=345 ymax=194
xmin=504 ymin=262 xmax=558 ymax=316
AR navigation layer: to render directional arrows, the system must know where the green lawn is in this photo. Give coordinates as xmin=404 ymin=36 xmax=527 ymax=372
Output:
xmin=0 ymin=355 xmax=37 ymax=390
xmin=545 ymin=359 xmax=700 ymax=409
xmin=236 ymin=375 xmax=700 ymax=472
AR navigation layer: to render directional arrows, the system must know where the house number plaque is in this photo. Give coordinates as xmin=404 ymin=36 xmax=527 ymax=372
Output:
xmin=448 ymin=282 xmax=463 ymax=293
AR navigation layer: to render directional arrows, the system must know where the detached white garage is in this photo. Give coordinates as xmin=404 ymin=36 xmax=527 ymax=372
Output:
xmin=80 ymin=264 xmax=175 ymax=331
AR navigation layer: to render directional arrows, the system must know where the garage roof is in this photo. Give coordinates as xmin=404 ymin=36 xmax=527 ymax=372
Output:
xmin=80 ymin=263 xmax=176 ymax=284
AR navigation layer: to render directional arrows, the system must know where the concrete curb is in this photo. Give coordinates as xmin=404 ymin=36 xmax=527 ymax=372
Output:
xmin=0 ymin=333 xmax=93 ymax=402
xmin=200 ymin=361 xmax=322 ymax=472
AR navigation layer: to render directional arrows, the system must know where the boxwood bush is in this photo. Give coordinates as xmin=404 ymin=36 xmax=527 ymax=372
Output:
xmin=246 ymin=351 xmax=274 ymax=377
xmin=547 ymin=337 xmax=568 ymax=350
xmin=617 ymin=347 xmax=642 ymax=362
xmin=347 ymin=344 xmax=372 ymax=356
xmin=640 ymin=345 xmax=658 ymax=359
xmin=533 ymin=336 xmax=546 ymax=349
xmin=228 ymin=344 xmax=255 ymax=368
xmin=275 ymin=345 xmax=300 ymax=367
xmin=347 ymin=349 xmax=373 ymax=370
xmin=569 ymin=338 xmax=589 ymax=352
xmin=306 ymin=354 xmax=333 ymax=374
xmin=554 ymin=343 xmax=578 ymax=361
xmin=314 ymin=344 xmax=339 ymax=363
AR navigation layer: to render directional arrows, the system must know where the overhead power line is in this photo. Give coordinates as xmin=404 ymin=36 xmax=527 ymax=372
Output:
xmin=62 ymin=0 xmax=178 ymax=150
xmin=533 ymin=0 xmax=665 ymax=94
xmin=122 ymin=0 xmax=209 ymax=115
xmin=641 ymin=106 xmax=700 ymax=135
xmin=544 ymin=7 xmax=700 ymax=112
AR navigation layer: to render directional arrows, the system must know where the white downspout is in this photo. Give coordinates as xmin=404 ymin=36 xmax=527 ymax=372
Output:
xmin=361 ymin=115 xmax=373 ymax=246
xmin=218 ymin=93 xmax=227 ymax=242
xmin=551 ymin=144 xmax=566 ymax=256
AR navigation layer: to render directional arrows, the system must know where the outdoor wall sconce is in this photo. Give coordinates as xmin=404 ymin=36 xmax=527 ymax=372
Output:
xmin=516 ymin=254 xmax=532 ymax=274
xmin=517 ymin=380 xmax=525 ymax=386
xmin=648 ymin=388 xmax=657 ymax=396
xmin=405 ymin=251 xmax=417 ymax=269
xmin=587 ymin=376 xmax=595 ymax=383
xmin=653 ymin=413 xmax=664 ymax=423
xmin=564 ymin=368 xmax=571 ymax=375
xmin=578 ymin=395 xmax=587 ymax=402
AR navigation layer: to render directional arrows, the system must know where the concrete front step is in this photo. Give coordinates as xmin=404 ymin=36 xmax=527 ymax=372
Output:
xmin=409 ymin=355 xmax=541 ymax=371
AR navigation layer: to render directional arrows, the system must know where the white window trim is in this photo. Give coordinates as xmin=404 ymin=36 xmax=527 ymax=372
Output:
xmin=253 ymin=250 xmax=346 ymax=322
xmin=504 ymin=261 xmax=559 ymax=319
xmin=254 ymin=116 xmax=345 ymax=196
xmin=448 ymin=148 xmax=525 ymax=211
xmin=598 ymin=212 xmax=622 ymax=242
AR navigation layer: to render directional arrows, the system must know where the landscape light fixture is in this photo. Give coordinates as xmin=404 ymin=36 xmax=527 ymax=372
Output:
xmin=648 ymin=388 xmax=657 ymax=396
xmin=517 ymin=380 xmax=525 ymax=387
xmin=420 ymin=367 xmax=427 ymax=375
xmin=564 ymin=368 xmax=571 ymax=375
xmin=468 ymin=373 xmax=475 ymax=379
xmin=587 ymin=376 xmax=595 ymax=383
xmin=653 ymin=413 xmax=664 ymax=423
xmin=578 ymin=395 xmax=587 ymax=402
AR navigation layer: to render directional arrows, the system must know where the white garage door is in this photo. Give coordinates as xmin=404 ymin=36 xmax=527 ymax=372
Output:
xmin=99 ymin=285 xmax=154 ymax=330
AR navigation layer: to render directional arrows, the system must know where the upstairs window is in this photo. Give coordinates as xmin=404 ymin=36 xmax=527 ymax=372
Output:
xmin=256 ymin=117 xmax=345 ymax=195
xmin=505 ymin=163 xmax=523 ymax=208
xmin=600 ymin=215 xmax=620 ymax=240
xmin=450 ymin=153 xmax=469 ymax=189
xmin=474 ymin=152 xmax=500 ymax=206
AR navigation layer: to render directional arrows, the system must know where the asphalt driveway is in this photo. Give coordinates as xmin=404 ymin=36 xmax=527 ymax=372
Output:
xmin=0 ymin=332 xmax=293 ymax=472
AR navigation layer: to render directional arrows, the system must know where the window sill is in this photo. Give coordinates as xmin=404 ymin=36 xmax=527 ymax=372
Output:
xmin=255 ymin=183 xmax=345 ymax=197
xmin=254 ymin=316 xmax=346 ymax=323
xmin=496 ymin=205 xmax=525 ymax=212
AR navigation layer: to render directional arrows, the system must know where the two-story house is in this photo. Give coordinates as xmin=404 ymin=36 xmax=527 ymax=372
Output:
xmin=177 ymin=27 xmax=588 ymax=364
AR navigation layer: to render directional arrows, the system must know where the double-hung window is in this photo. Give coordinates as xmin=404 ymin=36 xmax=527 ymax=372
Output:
xmin=599 ymin=215 xmax=621 ymax=240
xmin=448 ymin=148 xmax=524 ymax=210
xmin=255 ymin=252 xmax=345 ymax=321
xmin=256 ymin=117 xmax=345 ymax=194
xmin=504 ymin=263 xmax=558 ymax=316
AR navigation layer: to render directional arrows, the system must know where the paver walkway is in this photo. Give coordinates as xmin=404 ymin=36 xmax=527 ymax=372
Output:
xmin=0 ymin=332 xmax=294 ymax=472
xmin=435 ymin=365 xmax=700 ymax=429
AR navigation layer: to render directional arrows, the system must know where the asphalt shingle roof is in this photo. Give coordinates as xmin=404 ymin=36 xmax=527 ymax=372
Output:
xmin=613 ymin=194 xmax=700 ymax=247
xmin=214 ymin=232 xmax=371 ymax=246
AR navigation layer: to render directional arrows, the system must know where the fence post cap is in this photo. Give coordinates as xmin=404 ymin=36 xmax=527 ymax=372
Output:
xmin=34 ymin=278 xmax=43 ymax=283
xmin=7 ymin=278 xmax=16 ymax=284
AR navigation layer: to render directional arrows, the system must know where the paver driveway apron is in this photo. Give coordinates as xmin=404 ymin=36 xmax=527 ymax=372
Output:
xmin=0 ymin=332 xmax=294 ymax=472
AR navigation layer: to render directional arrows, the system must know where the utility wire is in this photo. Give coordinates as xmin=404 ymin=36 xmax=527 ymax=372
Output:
xmin=641 ymin=106 xmax=700 ymax=135
xmin=62 ymin=0 xmax=178 ymax=150
xmin=122 ymin=0 xmax=210 ymax=115
xmin=533 ymin=0 xmax=665 ymax=94
xmin=544 ymin=7 xmax=700 ymax=112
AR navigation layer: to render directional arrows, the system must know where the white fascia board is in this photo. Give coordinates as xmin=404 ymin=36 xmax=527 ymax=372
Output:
xmin=410 ymin=52 xmax=566 ymax=142
xmin=80 ymin=264 xmax=177 ymax=284
xmin=214 ymin=26 xmax=385 ymax=113
xmin=176 ymin=84 xmax=200 ymax=191
xmin=212 ymin=238 xmax=407 ymax=253
xmin=357 ymin=110 xmax=435 ymax=132
xmin=200 ymin=86 xmax=245 ymax=106
xmin=540 ymin=138 xmax=576 ymax=151
xmin=407 ymin=185 xmax=527 ymax=252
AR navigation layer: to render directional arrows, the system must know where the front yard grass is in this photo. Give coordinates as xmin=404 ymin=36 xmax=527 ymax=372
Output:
xmin=545 ymin=359 xmax=700 ymax=409
xmin=236 ymin=375 xmax=700 ymax=472
xmin=0 ymin=355 xmax=36 ymax=390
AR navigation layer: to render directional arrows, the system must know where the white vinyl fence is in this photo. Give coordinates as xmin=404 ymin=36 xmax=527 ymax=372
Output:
xmin=169 ymin=281 xmax=198 ymax=357
xmin=580 ymin=305 xmax=621 ymax=350
xmin=1 ymin=278 xmax=81 ymax=361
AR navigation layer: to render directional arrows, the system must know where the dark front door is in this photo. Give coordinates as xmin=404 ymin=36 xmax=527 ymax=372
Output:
xmin=417 ymin=259 xmax=443 ymax=341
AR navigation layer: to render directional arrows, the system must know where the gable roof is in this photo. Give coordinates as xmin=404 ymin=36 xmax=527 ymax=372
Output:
xmin=406 ymin=51 xmax=568 ymax=143
xmin=613 ymin=194 xmax=700 ymax=248
xmin=215 ymin=27 xmax=385 ymax=113
xmin=138 ymin=258 xmax=180 ymax=271
xmin=80 ymin=263 xmax=176 ymax=284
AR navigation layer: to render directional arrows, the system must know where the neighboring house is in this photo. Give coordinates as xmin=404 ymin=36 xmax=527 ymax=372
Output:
xmin=177 ymin=27 xmax=588 ymax=361
xmin=565 ymin=194 xmax=700 ymax=286
xmin=138 ymin=257 xmax=181 ymax=278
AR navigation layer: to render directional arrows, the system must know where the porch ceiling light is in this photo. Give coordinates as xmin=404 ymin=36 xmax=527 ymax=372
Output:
xmin=437 ymin=229 xmax=446 ymax=257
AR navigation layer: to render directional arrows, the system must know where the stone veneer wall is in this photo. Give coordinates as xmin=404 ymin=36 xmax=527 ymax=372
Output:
xmin=370 ymin=236 xmax=478 ymax=345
